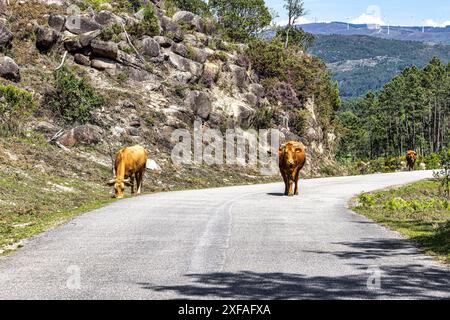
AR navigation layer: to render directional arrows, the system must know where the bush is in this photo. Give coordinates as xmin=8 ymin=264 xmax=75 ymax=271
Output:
xmin=166 ymin=0 xmax=210 ymax=16
xmin=0 ymin=84 xmax=35 ymax=136
xmin=246 ymin=39 xmax=286 ymax=78
xmin=47 ymin=67 xmax=104 ymax=124
xmin=127 ymin=3 xmax=160 ymax=38
xmin=422 ymin=153 xmax=441 ymax=169
xmin=209 ymin=0 xmax=272 ymax=42
xmin=253 ymin=106 xmax=273 ymax=129
xmin=100 ymin=23 xmax=122 ymax=42
xmin=359 ymin=193 xmax=375 ymax=208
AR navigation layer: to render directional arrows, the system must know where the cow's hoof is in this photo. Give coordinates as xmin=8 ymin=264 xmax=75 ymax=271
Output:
xmin=288 ymin=193 xmax=294 ymax=197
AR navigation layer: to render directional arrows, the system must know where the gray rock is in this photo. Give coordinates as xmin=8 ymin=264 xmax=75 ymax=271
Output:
xmin=244 ymin=92 xmax=258 ymax=107
xmin=185 ymin=90 xmax=212 ymax=120
xmin=0 ymin=23 xmax=13 ymax=49
xmin=79 ymin=30 xmax=101 ymax=47
xmin=154 ymin=36 xmax=173 ymax=48
xmin=65 ymin=15 xmax=102 ymax=35
xmin=91 ymin=39 xmax=118 ymax=60
xmin=128 ymin=114 xmax=141 ymax=127
xmin=249 ymin=83 xmax=265 ymax=98
xmin=229 ymin=64 xmax=248 ymax=89
xmin=94 ymin=10 xmax=122 ymax=26
xmin=128 ymin=68 xmax=154 ymax=81
xmin=0 ymin=56 xmax=20 ymax=82
xmin=190 ymin=47 xmax=208 ymax=63
xmin=35 ymin=26 xmax=58 ymax=52
xmin=74 ymin=53 xmax=90 ymax=66
xmin=140 ymin=37 xmax=160 ymax=58
xmin=48 ymin=14 xmax=66 ymax=32
xmin=64 ymin=37 xmax=82 ymax=52
xmin=173 ymin=71 xmax=193 ymax=83
xmin=91 ymin=58 xmax=116 ymax=71
xmin=167 ymin=52 xmax=203 ymax=77
xmin=160 ymin=15 xmax=179 ymax=33
xmin=172 ymin=11 xmax=196 ymax=24
xmin=171 ymin=43 xmax=188 ymax=57
xmin=128 ymin=127 xmax=140 ymax=136
xmin=34 ymin=121 xmax=59 ymax=135
xmin=58 ymin=124 xmax=103 ymax=148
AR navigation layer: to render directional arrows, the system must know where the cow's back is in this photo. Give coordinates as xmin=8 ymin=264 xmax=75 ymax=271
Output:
xmin=116 ymin=145 xmax=148 ymax=175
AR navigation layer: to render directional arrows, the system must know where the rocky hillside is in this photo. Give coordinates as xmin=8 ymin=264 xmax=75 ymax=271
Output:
xmin=0 ymin=0 xmax=342 ymax=252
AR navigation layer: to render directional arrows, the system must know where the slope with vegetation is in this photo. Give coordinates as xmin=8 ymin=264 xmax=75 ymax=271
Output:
xmin=0 ymin=0 xmax=340 ymax=252
xmin=309 ymin=35 xmax=450 ymax=98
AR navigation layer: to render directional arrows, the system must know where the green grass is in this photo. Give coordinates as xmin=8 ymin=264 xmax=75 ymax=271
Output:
xmin=353 ymin=179 xmax=450 ymax=264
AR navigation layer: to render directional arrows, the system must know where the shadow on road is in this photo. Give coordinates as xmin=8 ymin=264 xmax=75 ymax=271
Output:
xmin=140 ymin=238 xmax=449 ymax=299
xmin=266 ymin=193 xmax=286 ymax=197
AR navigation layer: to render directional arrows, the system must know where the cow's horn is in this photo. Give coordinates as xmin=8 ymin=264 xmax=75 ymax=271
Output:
xmin=107 ymin=179 xmax=115 ymax=186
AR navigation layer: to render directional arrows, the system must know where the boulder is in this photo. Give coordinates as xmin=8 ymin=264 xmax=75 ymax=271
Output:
xmin=35 ymin=26 xmax=58 ymax=52
xmin=0 ymin=56 xmax=20 ymax=82
xmin=79 ymin=30 xmax=101 ymax=47
xmin=140 ymin=36 xmax=160 ymax=58
xmin=91 ymin=39 xmax=118 ymax=60
xmin=74 ymin=53 xmax=90 ymax=66
xmin=160 ymin=15 xmax=179 ymax=33
xmin=172 ymin=11 xmax=196 ymax=25
xmin=201 ymin=62 xmax=220 ymax=87
xmin=153 ymin=35 xmax=173 ymax=48
xmin=173 ymin=71 xmax=193 ymax=83
xmin=91 ymin=58 xmax=116 ymax=71
xmin=229 ymin=64 xmax=248 ymax=89
xmin=0 ymin=24 xmax=13 ymax=49
xmin=48 ymin=14 xmax=66 ymax=32
xmin=94 ymin=10 xmax=122 ymax=26
xmin=167 ymin=52 xmax=203 ymax=77
xmin=64 ymin=37 xmax=82 ymax=52
xmin=249 ymin=83 xmax=265 ymax=98
xmin=244 ymin=92 xmax=258 ymax=107
xmin=185 ymin=90 xmax=212 ymax=120
xmin=171 ymin=43 xmax=188 ymax=57
xmin=190 ymin=47 xmax=208 ymax=63
xmin=57 ymin=124 xmax=103 ymax=148
xmin=65 ymin=15 xmax=102 ymax=35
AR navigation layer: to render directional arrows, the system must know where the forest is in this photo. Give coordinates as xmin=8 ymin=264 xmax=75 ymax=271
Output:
xmin=337 ymin=57 xmax=450 ymax=162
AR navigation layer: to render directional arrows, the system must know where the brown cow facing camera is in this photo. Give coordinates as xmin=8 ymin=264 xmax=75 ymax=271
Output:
xmin=406 ymin=150 xmax=417 ymax=171
xmin=278 ymin=141 xmax=307 ymax=196
xmin=107 ymin=145 xmax=148 ymax=199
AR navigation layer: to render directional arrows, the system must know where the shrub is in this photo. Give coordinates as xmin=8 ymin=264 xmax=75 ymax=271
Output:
xmin=166 ymin=0 xmax=210 ymax=16
xmin=359 ymin=193 xmax=375 ymax=208
xmin=209 ymin=0 xmax=272 ymax=42
xmin=0 ymin=84 xmax=35 ymax=136
xmin=263 ymin=79 xmax=300 ymax=109
xmin=422 ymin=153 xmax=441 ymax=169
xmin=47 ymin=67 xmax=104 ymax=123
xmin=100 ymin=23 xmax=122 ymax=42
xmin=246 ymin=39 xmax=285 ymax=78
xmin=127 ymin=3 xmax=160 ymax=38
xmin=253 ymin=106 xmax=273 ymax=129
xmin=293 ymin=109 xmax=309 ymax=137
xmin=383 ymin=197 xmax=408 ymax=210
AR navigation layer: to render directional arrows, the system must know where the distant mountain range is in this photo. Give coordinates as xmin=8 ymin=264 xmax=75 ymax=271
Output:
xmin=300 ymin=22 xmax=450 ymax=45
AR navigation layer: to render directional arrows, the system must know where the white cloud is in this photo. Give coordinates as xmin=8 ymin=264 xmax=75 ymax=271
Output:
xmin=351 ymin=5 xmax=385 ymax=26
xmin=274 ymin=16 xmax=313 ymax=26
xmin=423 ymin=19 xmax=450 ymax=27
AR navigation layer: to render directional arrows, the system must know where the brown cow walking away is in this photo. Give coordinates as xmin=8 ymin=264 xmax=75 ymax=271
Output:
xmin=107 ymin=145 xmax=148 ymax=199
xmin=278 ymin=141 xmax=307 ymax=196
xmin=406 ymin=150 xmax=417 ymax=171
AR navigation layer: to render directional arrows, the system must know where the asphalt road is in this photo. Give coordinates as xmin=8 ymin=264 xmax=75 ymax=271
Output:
xmin=0 ymin=170 xmax=449 ymax=299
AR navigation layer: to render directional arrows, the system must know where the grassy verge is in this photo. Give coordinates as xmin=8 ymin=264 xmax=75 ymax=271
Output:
xmin=353 ymin=179 xmax=450 ymax=264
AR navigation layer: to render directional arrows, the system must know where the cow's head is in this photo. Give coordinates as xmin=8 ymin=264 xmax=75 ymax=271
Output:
xmin=279 ymin=143 xmax=303 ymax=169
xmin=107 ymin=178 xmax=132 ymax=199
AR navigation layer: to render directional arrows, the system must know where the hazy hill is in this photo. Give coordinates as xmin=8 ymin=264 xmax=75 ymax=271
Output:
xmin=309 ymin=35 xmax=450 ymax=98
xmin=300 ymin=22 xmax=450 ymax=45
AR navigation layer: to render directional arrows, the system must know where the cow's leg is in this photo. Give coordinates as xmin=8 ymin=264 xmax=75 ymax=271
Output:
xmin=136 ymin=168 xmax=145 ymax=195
xmin=288 ymin=178 xmax=294 ymax=196
xmin=281 ymin=170 xmax=288 ymax=195
xmin=294 ymin=170 xmax=300 ymax=195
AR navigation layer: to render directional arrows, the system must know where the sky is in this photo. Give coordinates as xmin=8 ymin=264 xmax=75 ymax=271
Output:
xmin=266 ymin=0 xmax=450 ymax=27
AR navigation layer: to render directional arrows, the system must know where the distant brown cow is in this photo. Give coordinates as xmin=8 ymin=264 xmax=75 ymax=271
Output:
xmin=107 ymin=145 xmax=148 ymax=198
xmin=406 ymin=150 xmax=417 ymax=171
xmin=278 ymin=141 xmax=307 ymax=196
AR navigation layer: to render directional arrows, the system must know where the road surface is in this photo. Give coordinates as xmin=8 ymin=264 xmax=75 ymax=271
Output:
xmin=0 ymin=170 xmax=449 ymax=299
